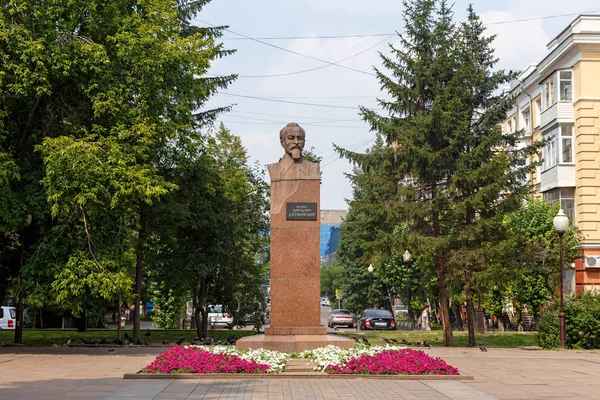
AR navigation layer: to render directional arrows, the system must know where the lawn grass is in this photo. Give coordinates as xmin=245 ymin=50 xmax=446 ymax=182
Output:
xmin=0 ymin=328 xmax=538 ymax=348
xmin=339 ymin=330 xmax=539 ymax=348
xmin=0 ymin=329 xmax=255 ymax=347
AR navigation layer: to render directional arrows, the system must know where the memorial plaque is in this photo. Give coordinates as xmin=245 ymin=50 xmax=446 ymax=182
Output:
xmin=286 ymin=202 xmax=317 ymax=221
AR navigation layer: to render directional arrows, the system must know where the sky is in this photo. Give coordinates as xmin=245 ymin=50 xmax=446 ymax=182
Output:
xmin=196 ymin=0 xmax=599 ymax=210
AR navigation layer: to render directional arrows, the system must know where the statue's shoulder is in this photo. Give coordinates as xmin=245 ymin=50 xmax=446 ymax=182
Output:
xmin=306 ymin=159 xmax=320 ymax=179
xmin=268 ymin=162 xmax=281 ymax=181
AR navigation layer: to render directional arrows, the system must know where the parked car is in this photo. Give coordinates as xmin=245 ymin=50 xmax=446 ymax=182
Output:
xmin=0 ymin=306 xmax=16 ymax=330
xmin=394 ymin=305 xmax=408 ymax=317
xmin=357 ymin=309 xmax=396 ymax=330
xmin=320 ymin=297 xmax=330 ymax=307
xmin=207 ymin=305 xmax=234 ymax=330
xmin=327 ymin=309 xmax=355 ymax=328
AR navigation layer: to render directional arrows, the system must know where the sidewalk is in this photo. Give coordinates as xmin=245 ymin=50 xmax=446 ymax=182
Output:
xmin=1 ymin=346 xmax=600 ymax=399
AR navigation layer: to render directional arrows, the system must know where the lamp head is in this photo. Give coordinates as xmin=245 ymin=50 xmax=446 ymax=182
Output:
xmin=367 ymin=264 xmax=374 ymax=274
xmin=553 ymin=209 xmax=569 ymax=235
xmin=403 ymin=250 xmax=411 ymax=263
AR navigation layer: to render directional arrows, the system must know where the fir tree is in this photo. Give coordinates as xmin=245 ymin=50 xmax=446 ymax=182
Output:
xmin=337 ymin=1 xmax=541 ymax=346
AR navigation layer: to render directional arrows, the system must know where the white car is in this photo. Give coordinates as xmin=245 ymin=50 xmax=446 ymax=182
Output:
xmin=320 ymin=298 xmax=330 ymax=307
xmin=207 ymin=305 xmax=234 ymax=330
xmin=0 ymin=306 xmax=16 ymax=330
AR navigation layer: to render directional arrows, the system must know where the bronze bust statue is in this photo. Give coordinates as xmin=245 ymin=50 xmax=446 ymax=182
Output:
xmin=268 ymin=123 xmax=319 ymax=182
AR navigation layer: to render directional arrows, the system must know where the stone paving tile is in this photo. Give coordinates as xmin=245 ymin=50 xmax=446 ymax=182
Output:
xmin=423 ymin=381 xmax=495 ymax=400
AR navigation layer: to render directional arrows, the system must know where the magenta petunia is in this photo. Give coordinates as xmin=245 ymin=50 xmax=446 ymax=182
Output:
xmin=324 ymin=349 xmax=459 ymax=375
xmin=142 ymin=346 xmax=270 ymax=374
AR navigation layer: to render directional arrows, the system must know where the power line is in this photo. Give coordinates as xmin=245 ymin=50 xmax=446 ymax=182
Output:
xmin=219 ymin=120 xmax=367 ymax=129
xmin=198 ymin=20 xmax=376 ymax=77
xmin=238 ymin=95 xmax=381 ymax=99
xmin=229 ymin=109 xmax=363 ymax=121
xmin=223 ymin=33 xmax=396 ymax=40
xmin=215 ymin=10 xmax=599 ymax=41
xmin=320 ymin=137 xmax=376 ymax=168
xmin=485 ymin=10 xmax=599 ymax=25
xmin=226 ymin=114 xmax=361 ymax=125
xmin=217 ymin=93 xmax=382 ymax=110
xmin=228 ymin=35 xmax=394 ymax=78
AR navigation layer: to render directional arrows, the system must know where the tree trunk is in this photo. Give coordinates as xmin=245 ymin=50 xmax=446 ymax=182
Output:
xmin=432 ymin=186 xmax=453 ymax=346
xmin=436 ymin=249 xmax=453 ymax=346
xmin=465 ymin=289 xmax=476 ymax=346
xmin=453 ymin=302 xmax=463 ymax=330
xmin=77 ymin=293 xmax=87 ymax=332
xmin=14 ymin=297 xmax=23 ymax=344
xmin=194 ymin=277 xmax=207 ymax=338
xmin=498 ymin=313 xmax=505 ymax=332
xmin=133 ymin=218 xmax=145 ymax=342
xmin=116 ymin=294 xmax=122 ymax=342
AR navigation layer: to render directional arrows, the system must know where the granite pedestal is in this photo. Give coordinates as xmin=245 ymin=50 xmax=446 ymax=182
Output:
xmin=237 ymin=151 xmax=352 ymax=352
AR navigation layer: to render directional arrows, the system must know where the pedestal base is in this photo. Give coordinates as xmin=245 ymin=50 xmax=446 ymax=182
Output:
xmin=265 ymin=326 xmax=327 ymax=335
xmin=235 ymin=334 xmax=354 ymax=353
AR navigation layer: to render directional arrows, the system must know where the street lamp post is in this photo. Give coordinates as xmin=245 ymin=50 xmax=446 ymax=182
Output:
xmin=403 ymin=250 xmax=412 ymax=324
xmin=553 ymin=208 xmax=569 ymax=349
xmin=368 ymin=264 xmax=374 ymax=309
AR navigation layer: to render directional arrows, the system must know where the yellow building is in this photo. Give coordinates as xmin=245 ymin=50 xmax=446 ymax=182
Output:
xmin=504 ymin=14 xmax=600 ymax=293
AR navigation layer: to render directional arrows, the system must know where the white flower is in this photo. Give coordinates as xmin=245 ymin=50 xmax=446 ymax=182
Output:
xmin=300 ymin=344 xmax=407 ymax=372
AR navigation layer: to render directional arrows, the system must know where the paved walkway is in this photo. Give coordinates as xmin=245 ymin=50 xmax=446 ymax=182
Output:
xmin=1 ymin=346 xmax=600 ymax=399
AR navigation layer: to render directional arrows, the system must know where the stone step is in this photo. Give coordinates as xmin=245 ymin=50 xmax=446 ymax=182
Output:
xmin=283 ymin=359 xmax=320 ymax=373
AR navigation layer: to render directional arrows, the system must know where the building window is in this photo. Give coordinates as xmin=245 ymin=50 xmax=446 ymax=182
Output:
xmin=507 ymin=119 xmax=512 ymax=134
xmin=559 ymin=71 xmax=572 ymax=101
xmin=534 ymin=99 xmax=541 ymax=127
xmin=561 ymin=125 xmax=573 ymax=163
xmin=521 ymin=108 xmax=530 ymax=132
xmin=542 ymin=75 xmax=556 ymax=110
xmin=542 ymin=188 xmax=575 ymax=225
xmin=543 ymin=125 xmax=574 ymax=170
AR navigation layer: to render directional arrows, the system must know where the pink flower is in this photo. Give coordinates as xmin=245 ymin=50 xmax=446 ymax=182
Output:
xmin=142 ymin=346 xmax=270 ymax=374
xmin=324 ymin=349 xmax=459 ymax=375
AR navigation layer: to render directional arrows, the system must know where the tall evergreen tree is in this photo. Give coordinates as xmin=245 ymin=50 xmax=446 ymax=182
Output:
xmin=337 ymin=1 xmax=540 ymax=345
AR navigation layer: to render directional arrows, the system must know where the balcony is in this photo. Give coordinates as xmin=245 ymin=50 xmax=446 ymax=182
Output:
xmin=540 ymin=101 xmax=574 ymax=131
xmin=540 ymin=164 xmax=576 ymax=192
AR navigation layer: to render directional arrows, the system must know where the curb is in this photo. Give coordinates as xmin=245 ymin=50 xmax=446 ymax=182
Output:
xmin=124 ymin=372 xmax=473 ymax=380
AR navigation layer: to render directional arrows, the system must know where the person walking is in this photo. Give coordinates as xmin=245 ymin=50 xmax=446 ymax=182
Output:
xmin=421 ymin=306 xmax=431 ymax=331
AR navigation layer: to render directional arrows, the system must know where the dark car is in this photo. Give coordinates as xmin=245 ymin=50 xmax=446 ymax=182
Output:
xmin=357 ymin=309 xmax=396 ymax=330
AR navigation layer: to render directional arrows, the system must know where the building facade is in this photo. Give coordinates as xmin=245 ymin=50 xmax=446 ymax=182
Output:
xmin=320 ymin=209 xmax=347 ymax=266
xmin=503 ymin=15 xmax=600 ymax=293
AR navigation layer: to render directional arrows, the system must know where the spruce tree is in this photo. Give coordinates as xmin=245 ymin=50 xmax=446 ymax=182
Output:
xmin=337 ymin=1 xmax=540 ymax=346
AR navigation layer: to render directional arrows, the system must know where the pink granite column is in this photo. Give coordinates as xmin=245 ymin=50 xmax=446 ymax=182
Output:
xmin=265 ymin=178 xmax=326 ymax=336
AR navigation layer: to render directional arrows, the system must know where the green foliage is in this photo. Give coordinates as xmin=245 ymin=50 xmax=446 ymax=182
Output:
xmin=149 ymin=123 xmax=269 ymax=336
xmin=320 ymin=264 xmax=344 ymax=301
xmin=335 ymin=1 xmax=540 ymax=345
xmin=538 ymin=292 xmax=600 ymax=349
xmin=0 ymin=0 xmax=234 ymax=331
xmin=503 ymin=198 xmax=582 ymax=320
xmin=148 ymin=287 xmax=187 ymax=330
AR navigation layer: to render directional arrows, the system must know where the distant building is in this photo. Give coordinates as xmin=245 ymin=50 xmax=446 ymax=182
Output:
xmin=502 ymin=15 xmax=600 ymax=293
xmin=320 ymin=210 xmax=347 ymax=265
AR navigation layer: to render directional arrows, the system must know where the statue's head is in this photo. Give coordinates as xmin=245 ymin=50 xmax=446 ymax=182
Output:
xmin=280 ymin=122 xmax=305 ymax=160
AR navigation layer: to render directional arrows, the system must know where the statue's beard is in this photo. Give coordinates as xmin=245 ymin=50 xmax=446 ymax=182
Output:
xmin=291 ymin=148 xmax=302 ymax=160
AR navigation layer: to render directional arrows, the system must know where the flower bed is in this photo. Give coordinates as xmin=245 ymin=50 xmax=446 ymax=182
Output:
xmin=140 ymin=344 xmax=459 ymax=376
xmin=324 ymin=349 xmax=459 ymax=375
xmin=301 ymin=344 xmax=458 ymax=375
xmin=142 ymin=346 xmax=286 ymax=374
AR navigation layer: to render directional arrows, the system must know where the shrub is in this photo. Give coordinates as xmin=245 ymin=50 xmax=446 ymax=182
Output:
xmin=538 ymin=292 xmax=600 ymax=349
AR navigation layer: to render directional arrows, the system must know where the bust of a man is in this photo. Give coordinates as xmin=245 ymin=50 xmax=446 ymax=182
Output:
xmin=268 ymin=122 xmax=320 ymax=182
